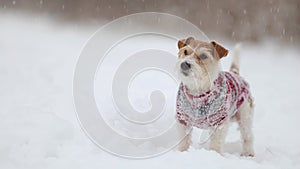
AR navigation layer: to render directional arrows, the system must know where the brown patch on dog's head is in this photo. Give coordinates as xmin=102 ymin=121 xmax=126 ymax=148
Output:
xmin=178 ymin=38 xmax=214 ymax=61
xmin=177 ymin=38 xmax=229 ymax=69
xmin=177 ymin=37 xmax=195 ymax=49
xmin=211 ymin=41 xmax=228 ymax=59
xmin=178 ymin=38 xmax=228 ymax=60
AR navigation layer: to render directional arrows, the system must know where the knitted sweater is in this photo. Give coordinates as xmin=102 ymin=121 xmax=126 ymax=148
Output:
xmin=176 ymin=71 xmax=250 ymax=129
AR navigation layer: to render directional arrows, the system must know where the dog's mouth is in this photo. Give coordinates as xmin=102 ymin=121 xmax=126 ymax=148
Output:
xmin=181 ymin=70 xmax=189 ymax=76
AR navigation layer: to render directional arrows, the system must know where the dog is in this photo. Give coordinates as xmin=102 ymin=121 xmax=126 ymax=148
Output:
xmin=175 ymin=37 xmax=254 ymax=156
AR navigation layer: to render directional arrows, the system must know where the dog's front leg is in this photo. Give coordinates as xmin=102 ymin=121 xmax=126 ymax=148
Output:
xmin=177 ymin=123 xmax=192 ymax=152
xmin=209 ymin=121 xmax=229 ymax=153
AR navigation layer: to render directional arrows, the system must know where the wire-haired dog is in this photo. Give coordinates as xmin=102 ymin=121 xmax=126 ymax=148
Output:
xmin=176 ymin=37 xmax=254 ymax=156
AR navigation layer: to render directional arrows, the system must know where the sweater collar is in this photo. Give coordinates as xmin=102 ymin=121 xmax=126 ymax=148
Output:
xmin=181 ymin=72 xmax=225 ymax=107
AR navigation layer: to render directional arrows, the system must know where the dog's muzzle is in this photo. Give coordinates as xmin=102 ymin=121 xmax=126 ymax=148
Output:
xmin=181 ymin=61 xmax=191 ymax=76
xmin=181 ymin=61 xmax=191 ymax=70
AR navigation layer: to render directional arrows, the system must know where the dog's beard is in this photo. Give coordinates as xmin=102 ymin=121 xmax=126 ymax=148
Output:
xmin=176 ymin=62 xmax=210 ymax=94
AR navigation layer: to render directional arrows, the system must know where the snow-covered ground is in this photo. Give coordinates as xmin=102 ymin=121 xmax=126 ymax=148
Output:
xmin=1 ymin=14 xmax=300 ymax=169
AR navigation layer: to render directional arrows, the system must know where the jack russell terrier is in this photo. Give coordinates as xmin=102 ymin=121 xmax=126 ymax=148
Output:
xmin=176 ymin=37 xmax=254 ymax=156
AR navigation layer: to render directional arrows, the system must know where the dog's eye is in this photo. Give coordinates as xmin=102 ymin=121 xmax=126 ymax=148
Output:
xmin=184 ymin=49 xmax=188 ymax=55
xmin=199 ymin=54 xmax=208 ymax=60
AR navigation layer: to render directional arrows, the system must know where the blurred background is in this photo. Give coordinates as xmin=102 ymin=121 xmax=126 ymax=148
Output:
xmin=1 ymin=0 xmax=299 ymax=44
xmin=1 ymin=1 xmax=300 ymax=169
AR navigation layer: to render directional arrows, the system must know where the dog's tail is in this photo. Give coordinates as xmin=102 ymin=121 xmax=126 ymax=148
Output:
xmin=230 ymin=44 xmax=241 ymax=75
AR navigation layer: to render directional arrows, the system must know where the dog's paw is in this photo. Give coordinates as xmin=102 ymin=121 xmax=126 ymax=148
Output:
xmin=178 ymin=145 xmax=189 ymax=152
xmin=209 ymin=143 xmax=222 ymax=154
xmin=178 ymin=142 xmax=190 ymax=152
xmin=241 ymin=146 xmax=254 ymax=157
xmin=209 ymin=147 xmax=222 ymax=154
xmin=241 ymin=151 xmax=254 ymax=157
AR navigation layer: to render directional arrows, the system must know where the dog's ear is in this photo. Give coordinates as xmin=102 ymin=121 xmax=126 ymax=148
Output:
xmin=211 ymin=41 xmax=228 ymax=59
xmin=177 ymin=37 xmax=195 ymax=49
xmin=177 ymin=39 xmax=186 ymax=49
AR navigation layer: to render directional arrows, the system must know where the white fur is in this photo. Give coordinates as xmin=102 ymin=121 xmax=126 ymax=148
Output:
xmin=176 ymin=54 xmax=220 ymax=95
xmin=177 ymin=123 xmax=192 ymax=152
xmin=235 ymin=100 xmax=254 ymax=156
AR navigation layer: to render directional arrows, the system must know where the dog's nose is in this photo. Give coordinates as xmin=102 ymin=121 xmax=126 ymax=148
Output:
xmin=181 ymin=62 xmax=191 ymax=71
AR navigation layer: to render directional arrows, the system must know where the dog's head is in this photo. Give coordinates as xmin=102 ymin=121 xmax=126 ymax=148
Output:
xmin=176 ymin=37 xmax=228 ymax=93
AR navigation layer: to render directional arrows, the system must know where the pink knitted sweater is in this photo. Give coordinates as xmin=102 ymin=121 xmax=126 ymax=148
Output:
xmin=176 ymin=71 xmax=251 ymax=129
